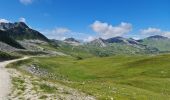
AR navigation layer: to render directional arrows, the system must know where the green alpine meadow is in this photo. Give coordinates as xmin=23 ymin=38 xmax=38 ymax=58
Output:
xmin=6 ymin=54 xmax=170 ymax=100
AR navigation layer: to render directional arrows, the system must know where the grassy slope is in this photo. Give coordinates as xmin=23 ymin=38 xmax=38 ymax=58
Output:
xmin=39 ymin=41 xmax=94 ymax=58
xmin=84 ymin=43 xmax=153 ymax=57
xmin=0 ymin=51 xmax=19 ymax=60
xmin=41 ymin=41 xmax=152 ymax=58
xmin=8 ymin=54 xmax=170 ymax=100
xmin=141 ymin=39 xmax=170 ymax=51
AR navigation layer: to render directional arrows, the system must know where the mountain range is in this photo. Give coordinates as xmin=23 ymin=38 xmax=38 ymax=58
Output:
xmin=0 ymin=22 xmax=170 ymax=57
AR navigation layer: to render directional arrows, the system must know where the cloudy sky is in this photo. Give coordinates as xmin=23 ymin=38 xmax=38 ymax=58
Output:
xmin=0 ymin=0 xmax=170 ymax=41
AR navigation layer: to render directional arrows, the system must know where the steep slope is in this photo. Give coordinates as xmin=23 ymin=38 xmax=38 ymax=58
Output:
xmin=7 ymin=22 xmax=49 ymax=41
xmin=0 ymin=22 xmax=49 ymax=41
xmin=0 ymin=30 xmax=24 ymax=49
xmin=138 ymin=35 xmax=170 ymax=52
xmin=0 ymin=22 xmax=58 ymax=56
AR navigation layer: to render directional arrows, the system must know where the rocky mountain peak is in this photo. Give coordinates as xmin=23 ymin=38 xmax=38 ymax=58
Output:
xmin=0 ymin=22 xmax=15 ymax=30
xmin=64 ymin=38 xmax=81 ymax=46
xmin=64 ymin=38 xmax=80 ymax=43
xmin=90 ymin=38 xmax=106 ymax=47
xmin=0 ymin=22 xmax=29 ymax=31
xmin=14 ymin=22 xmax=29 ymax=29
xmin=105 ymin=37 xmax=127 ymax=43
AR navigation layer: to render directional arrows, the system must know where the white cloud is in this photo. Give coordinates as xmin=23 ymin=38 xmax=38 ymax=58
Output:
xmin=0 ymin=18 xmax=10 ymax=23
xmin=140 ymin=27 xmax=170 ymax=38
xmin=52 ymin=28 xmax=71 ymax=34
xmin=40 ymin=27 xmax=73 ymax=40
xmin=91 ymin=21 xmax=132 ymax=39
xmin=19 ymin=0 xmax=33 ymax=5
xmin=40 ymin=27 xmax=92 ymax=41
xmin=19 ymin=17 xmax=26 ymax=23
xmin=83 ymin=36 xmax=96 ymax=42
xmin=163 ymin=31 xmax=170 ymax=37
xmin=140 ymin=27 xmax=161 ymax=35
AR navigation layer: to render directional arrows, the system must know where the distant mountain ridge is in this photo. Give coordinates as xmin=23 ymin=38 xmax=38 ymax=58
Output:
xmin=138 ymin=35 xmax=170 ymax=52
xmin=64 ymin=38 xmax=81 ymax=46
xmin=83 ymin=36 xmax=160 ymax=56
xmin=89 ymin=38 xmax=106 ymax=47
xmin=64 ymin=38 xmax=80 ymax=43
xmin=0 ymin=21 xmax=170 ymax=57
xmin=89 ymin=36 xmax=145 ymax=47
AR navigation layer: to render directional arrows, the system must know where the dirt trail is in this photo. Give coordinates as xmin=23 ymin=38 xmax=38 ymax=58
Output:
xmin=0 ymin=57 xmax=29 ymax=100
xmin=0 ymin=56 xmax=96 ymax=100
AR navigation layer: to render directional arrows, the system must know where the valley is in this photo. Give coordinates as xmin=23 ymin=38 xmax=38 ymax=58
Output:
xmin=1 ymin=21 xmax=170 ymax=100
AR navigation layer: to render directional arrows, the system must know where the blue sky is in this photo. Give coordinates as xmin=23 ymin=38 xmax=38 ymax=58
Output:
xmin=0 ymin=0 xmax=170 ymax=41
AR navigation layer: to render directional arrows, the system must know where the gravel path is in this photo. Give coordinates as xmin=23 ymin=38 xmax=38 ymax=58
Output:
xmin=0 ymin=57 xmax=29 ymax=100
xmin=0 ymin=56 xmax=96 ymax=100
xmin=8 ymin=69 xmax=96 ymax=100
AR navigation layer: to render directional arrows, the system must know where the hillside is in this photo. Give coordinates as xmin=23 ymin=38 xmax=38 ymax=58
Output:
xmin=83 ymin=37 xmax=159 ymax=57
xmin=0 ymin=22 xmax=60 ymax=56
xmin=0 ymin=22 xmax=49 ymax=41
xmin=138 ymin=35 xmax=170 ymax=52
xmin=0 ymin=30 xmax=24 ymax=49
xmin=51 ymin=40 xmax=93 ymax=58
xmin=0 ymin=51 xmax=19 ymax=60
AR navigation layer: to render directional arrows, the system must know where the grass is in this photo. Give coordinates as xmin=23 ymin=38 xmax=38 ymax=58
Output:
xmin=39 ymin=83 xmax=57 ymax=93
xmin=0 ymin=51 xmax=20 ymax=60
xmin=16 ymin=50 xmax=48 ymax=56
xmin=141 ymin=38 xmax=170 ymax=51
xmin=12 ymin=77 xmax=25 ymax=92
xmin=8 ymin=54 xmax=170 ymax=100
xmin=39 ymin=95 xmax=48 ymax=99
